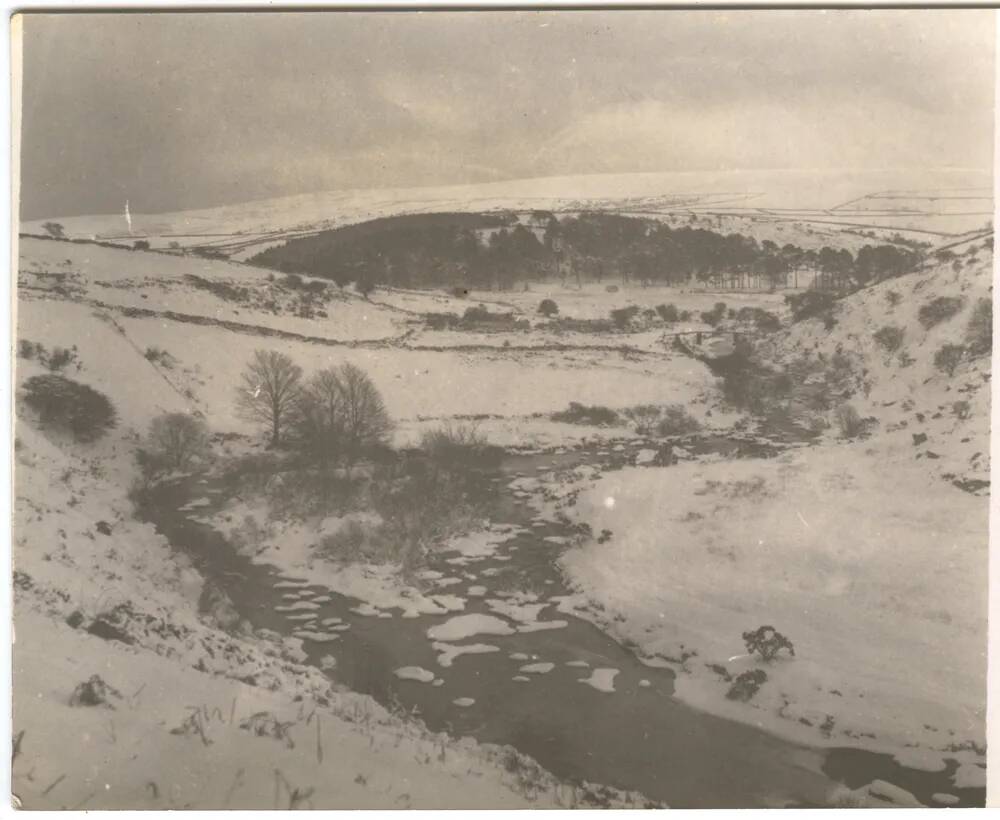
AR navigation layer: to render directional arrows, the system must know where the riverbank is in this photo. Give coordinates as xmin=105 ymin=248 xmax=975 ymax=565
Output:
xmin=524 ymin=437 xmax=987 ymax=794
xmin=10 ymin=422 xmax=643 ymax=809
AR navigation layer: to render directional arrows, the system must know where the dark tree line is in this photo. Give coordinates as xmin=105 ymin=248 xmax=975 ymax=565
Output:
xmin=249 ymin=211 xmax=921 ymax=293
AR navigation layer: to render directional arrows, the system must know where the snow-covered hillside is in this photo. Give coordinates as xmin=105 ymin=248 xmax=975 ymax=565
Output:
xmin=22 ymin=168 xmax=989 ymax=261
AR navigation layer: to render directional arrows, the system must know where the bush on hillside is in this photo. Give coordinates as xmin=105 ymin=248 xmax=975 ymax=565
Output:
xmin=147 ymin=412 xmax=210 ymax=471
xmin=873 ymin=325 xmax=904 ymax=353
xmin=551 ymin=402 xmax=620 ymax=426
xmin=965 ymin=297 xmax=992 ymax=357
xmin=537 ymin=298 xmax=559 ymax=317
xmin=918 ymin=295 xmax=965 ymax=329
xmin=656 ymin=303 xmax=679 ymax=323
xmin=609 ymin=305 xmax=640 ymax=329
xmin=22 ymin=374 xmax=117 ymax=442
xmin=736 ymin=307 xmax=781 ymax=332
xmin=742 ymin=625 xmax=795 ymax=663
xmin=934 ymin=344 xmax=965 ymax=377
xmin=833 ymin=403 xmax=865 ymax=438
xmin=420 ymin=423 xmax=502 ymax=472
xmin=785 ymin=290 xmax=837 ymax=323
xmin=655 ymin=405 xmax=701 ymax=436
xmin=726 ymin=669 xmax=768 ymax=702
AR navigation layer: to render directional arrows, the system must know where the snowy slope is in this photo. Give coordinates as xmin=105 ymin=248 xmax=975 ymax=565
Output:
xmin=22 ymin=168 xmax=991 ymax=260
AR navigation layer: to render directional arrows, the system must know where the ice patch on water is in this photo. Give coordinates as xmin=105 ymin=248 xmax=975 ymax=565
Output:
xmin=509 ymin=652 xmax=531 ymax=661
xmin=293 ymin=630 xmax=340 ymax=643
xmin=432 ymin=641 xmax=501 ymax=667
xmin=579 ymin=668 xmax=619 ymax=693
xmin=394 ymin=666 xmax=435 ymax=683
xmin=453 ymin=697 xmax=475 ymax=707
xmin=512 ymin=675 xmax=531 ymax=682
xmin=467 ymin=585 xmax=488 ymax=597
xmin=427 ymin=614 xmax=515 ymax=641
xmin=517 ymin=620 xmax=569 ymax=633
xmin=519 ymin=662 xmax=555 ymax=675
xmin=565 ymin=660 xmax=589 ymax=668
xmin=275 ymin=601 xmax=321 ymax=612
xmin=638 ymin=679 xmax=652 ymax=688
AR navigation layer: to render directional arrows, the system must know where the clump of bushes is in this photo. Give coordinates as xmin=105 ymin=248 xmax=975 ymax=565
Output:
xmin=873 ymin=325 xmax=904 ymax=353
xmin=537 ymin=298 xmax=559 ymax=317
xmin=934 ymin=343 xmax=965 ymax=376
xmin=918 ymin=295 xmax=965 ymax=329
xmin=833 ymin=403 xmax=867 ymax=438
xmin=22 ymin=374 xmax=117 ymax=442
xmin=785 ymin=290 xmax=837 ymax=323
xmin=656 ymin=303 xmax=679 ymax=323
xmin=609 ymin=305 xmax=641 ymax=329
xmin=742 ymin=625 xmax=795 ymax=662
xmin=551 ymin=402 xmax=620 ymax=426
xmin=965 ymin=297 xmax=992 ymax=357
xmin=622 ymin=403 xmax=700 ymax=436
xmin=655 ymin=405 xmax=701 ymax=436
xmin=17 ymin=340 xmax=80 ymax=372
xmin=143 ymin=346 xmax=174 ymax=367
xmin=735 ymin=306 xmax=780 ymax=332
xmin=726 ymin=669 xmax=768 ymax=702
xmin=700 ymin=302 xmax=728 ymax=327
xmin=420 ymin=423 xmax=502 ymax=472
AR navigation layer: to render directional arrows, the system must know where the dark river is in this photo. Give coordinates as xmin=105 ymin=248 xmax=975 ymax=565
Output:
xmin=142 ymin=441 xmax=985 ymax=809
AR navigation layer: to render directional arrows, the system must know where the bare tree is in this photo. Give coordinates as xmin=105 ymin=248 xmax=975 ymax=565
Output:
xmin=148 ymin=412 xmax=209 ymax=470
xmin=235 ymin=349 xmax=303 ymax=447
xmin=333 ymin=363 xmax=393 ymax=470
xmin=295 ymin=368 xmax=346 ymax=469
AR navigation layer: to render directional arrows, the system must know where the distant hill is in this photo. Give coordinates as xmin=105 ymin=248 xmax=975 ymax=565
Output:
xmin=21 ymin=168 xmax=991 ymax=262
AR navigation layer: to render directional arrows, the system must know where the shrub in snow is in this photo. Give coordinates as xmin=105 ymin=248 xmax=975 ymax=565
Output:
xmin=656 ymin=303 xmax=679 ymax=323
xmin=833 ymin=403 xmax=865 ymax=438
xmin=421 ymin=422 xmax=501 ymax=472
xmin=609 ymin=305 xmax=640 ymax=329
xmin=742 ymin=625 xmax=795 ymax=662
xmin=45 ymin=346 xmax=80 ymax=373
xmin=885 ymin=290 xmax=902 ymax=307
xmin=918 ymin=295 xmax=965 ymax=329
xmin=873 ymin=325 xmax=904 ymax=353
xmin=537 ymin=298 xmax=559 ymax=317
xmin=17 ymin=339 xmax=41 ymax=360
xmin=147 ymin=412 xmax=209 ymax=471
xmin=551 ymin=402 xmax=620 ymax=426
xmin=22 ymin=374 xmax=117 ymax=442
xmin=725 ymin=669 xmax=768 ymax=702
xmin=656 ymin=405 xmax=701 ymax=436
xmin=934 ymin=344 xmax=965 ymax=377
xmin=69 ymin=675 xmax=121 ymax=708
xmin=785 ymin=290 xmax=837 ymax=323
xmin=965 ymin=297 xmax=992 ymax=357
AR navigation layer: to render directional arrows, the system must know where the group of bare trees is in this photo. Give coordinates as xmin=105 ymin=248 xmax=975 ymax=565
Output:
xmin=234 ymin=349 xmax=392 ymax=470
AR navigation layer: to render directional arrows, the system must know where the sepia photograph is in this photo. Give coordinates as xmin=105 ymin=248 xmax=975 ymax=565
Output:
xmin=8 ymin=8 xmax=995 ymax=810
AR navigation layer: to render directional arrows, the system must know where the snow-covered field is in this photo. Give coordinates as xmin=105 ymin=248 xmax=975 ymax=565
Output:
xmin=11 ymin=216 xmax=992 ymax=806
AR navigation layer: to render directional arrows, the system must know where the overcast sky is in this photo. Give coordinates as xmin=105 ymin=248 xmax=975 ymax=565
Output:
xmin=17 ymin=10 xmax=995 ymax=220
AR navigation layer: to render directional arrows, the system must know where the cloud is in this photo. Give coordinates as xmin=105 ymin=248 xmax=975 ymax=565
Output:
xmin=17 ymin=10 xmax=995 ymax=219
